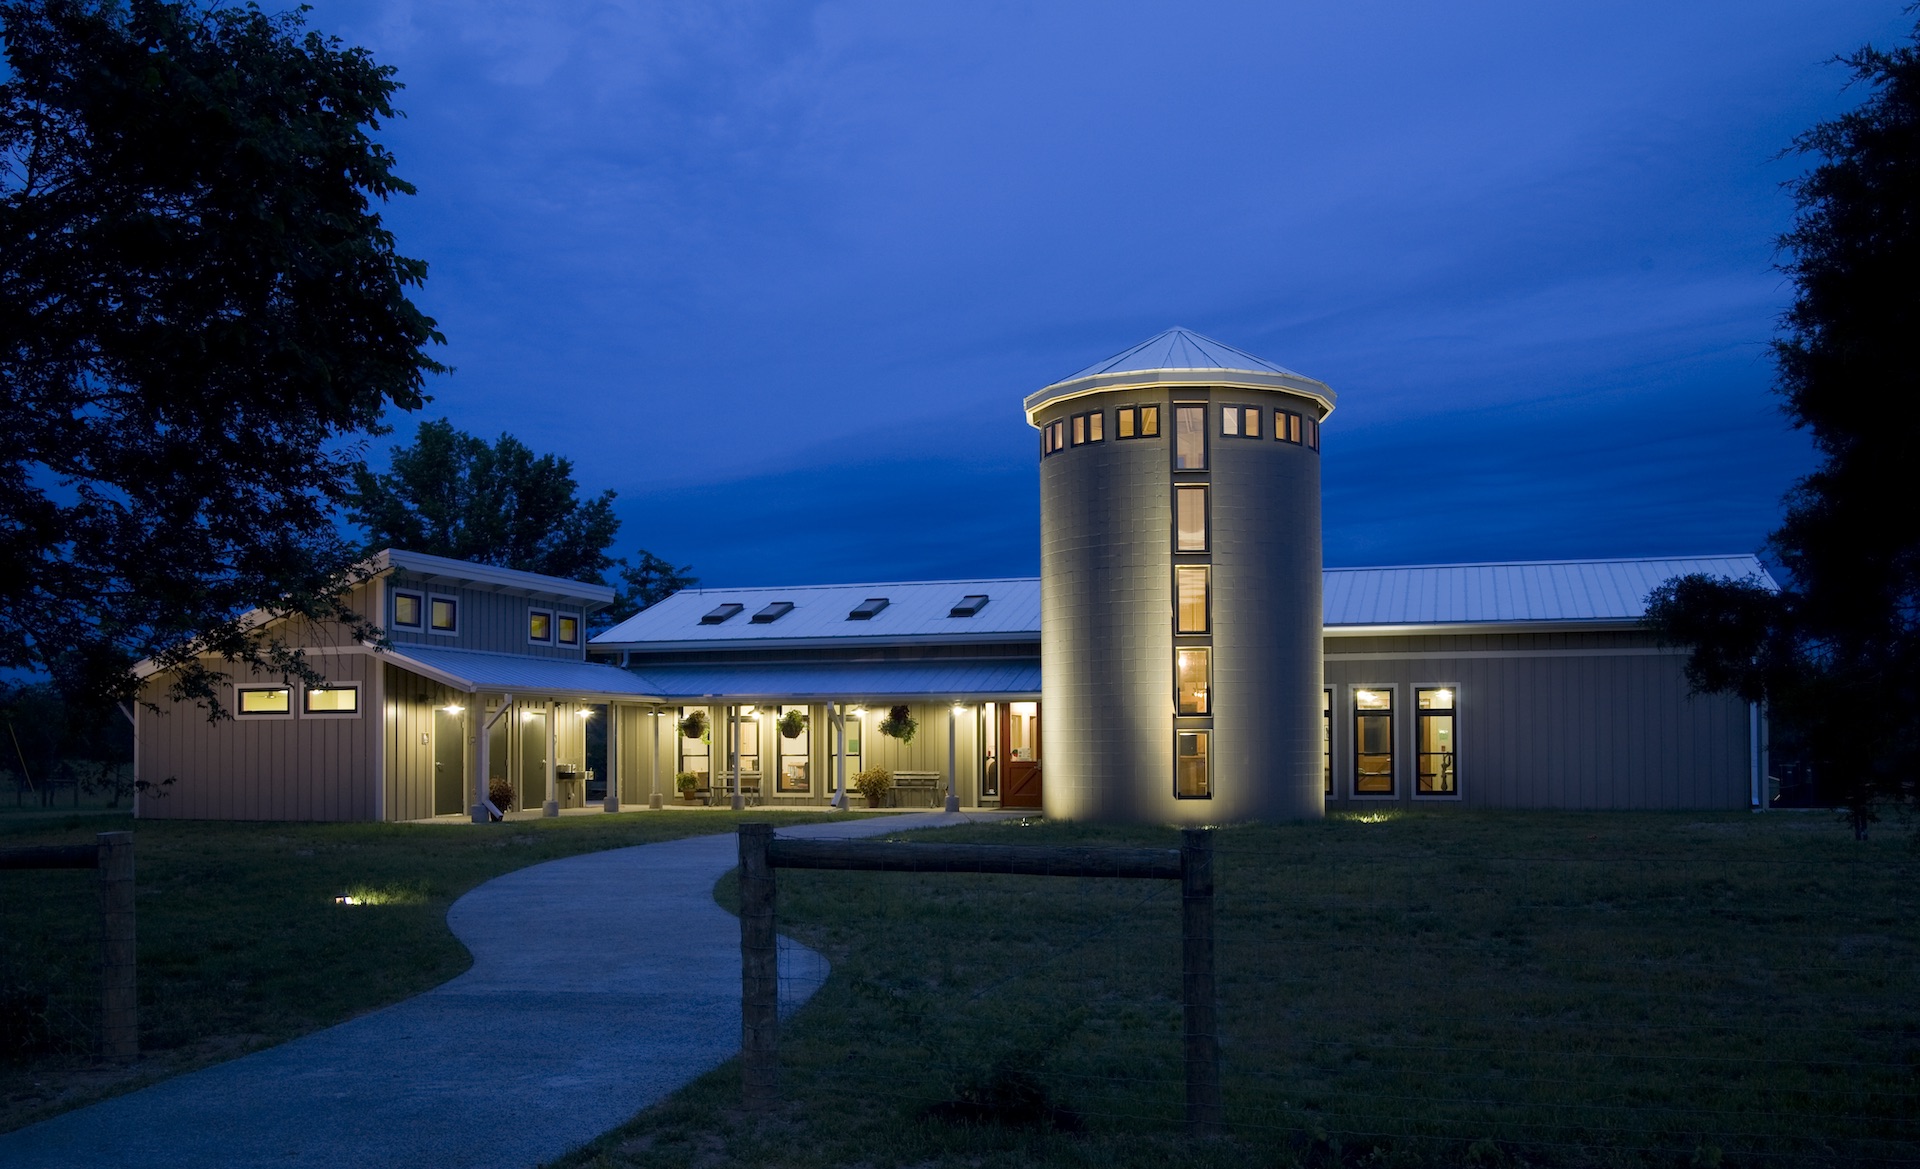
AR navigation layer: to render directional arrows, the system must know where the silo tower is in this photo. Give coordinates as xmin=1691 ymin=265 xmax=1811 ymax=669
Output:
xmin=1025 ymin=328 xmax=1335 ymax=823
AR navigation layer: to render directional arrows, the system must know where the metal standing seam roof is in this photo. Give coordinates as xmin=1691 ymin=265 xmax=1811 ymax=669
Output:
xmin=1322 ymin=555 xmax=1776 ymax=628
xmin=591 ymin=578 xmax=1042 ymax=649
xmin=377 ymin=548 xmax=615 ymax=606
xmin=624 ymin=660 xmax=1042 ymax=702
xmin=1023 ymin=326 xmax=1336 ymax=423
xmin=382 ymin=645 xmax=662 ymax=699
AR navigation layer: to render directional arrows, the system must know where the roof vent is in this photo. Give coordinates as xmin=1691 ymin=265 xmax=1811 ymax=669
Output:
xmin=949 ymin=594 xmax=990 ymax=617
xmin=750 ymin=601 xmax=795 ymax=624
xmin=699 ymin=602 xmax=744 ymax=625
xmin=848 ymin=597 xmax=890 ymax=621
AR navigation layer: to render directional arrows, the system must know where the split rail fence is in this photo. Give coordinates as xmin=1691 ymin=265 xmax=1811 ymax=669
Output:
xmin=0 ymin=831 xmax=136 ymax=1061
xmin=736 ymin=823 xmax=1220 ymax=1135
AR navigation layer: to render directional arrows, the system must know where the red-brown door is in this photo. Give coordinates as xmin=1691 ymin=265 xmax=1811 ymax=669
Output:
xmin=999 ymin=702 xmax=1042 ymax=808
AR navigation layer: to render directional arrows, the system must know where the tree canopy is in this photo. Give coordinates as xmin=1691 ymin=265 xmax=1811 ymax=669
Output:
xmin=1647 ymin=22 xmax=1920 ymax=832
xmin=350 ymin=419 xmax=694 ymax=628
xmin=0 ymin=0 xmax=442 ymax=712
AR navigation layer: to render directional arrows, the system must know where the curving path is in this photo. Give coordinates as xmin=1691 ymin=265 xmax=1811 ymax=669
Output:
xmin=0 ymin=811 xmax=997 ymax=1169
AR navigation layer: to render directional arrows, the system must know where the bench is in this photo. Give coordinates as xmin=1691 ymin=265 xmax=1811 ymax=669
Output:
xmin=891 ymin=770 xmax=943 ymax=809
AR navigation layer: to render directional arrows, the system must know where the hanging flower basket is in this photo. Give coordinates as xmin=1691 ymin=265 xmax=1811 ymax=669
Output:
xmin=878 ymin=704 xmax=917 ymax=744
xmin=678 ymin=710 xmax=708 ymax=740
xmin=778 ymin=710 xmax=808 ymax=739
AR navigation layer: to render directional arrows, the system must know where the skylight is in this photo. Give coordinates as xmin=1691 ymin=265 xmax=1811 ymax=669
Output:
xmin=949 ymin=594 xmax=990 ymax=617
xmin=848 ymin=597 xmax=890 ymax=621
xmin=750 ymin=601 xmax=795 ymax=624
xmin=699 ymin=603 xmax=744 ymax=625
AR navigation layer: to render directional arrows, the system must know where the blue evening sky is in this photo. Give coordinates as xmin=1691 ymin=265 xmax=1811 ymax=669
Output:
xmin=308 ymin=1 xmax=1906 ymax=587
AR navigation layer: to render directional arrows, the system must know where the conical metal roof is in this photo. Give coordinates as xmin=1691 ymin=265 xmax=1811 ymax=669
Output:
xmin=1024 ymin=326 xmax=1335 ymax=422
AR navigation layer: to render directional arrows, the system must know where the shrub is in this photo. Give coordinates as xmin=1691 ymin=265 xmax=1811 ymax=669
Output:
xmin=675 ymin=771 xmax=701 ymax=795
xmin=878 ymin=704 xmax=917 ymax=743
xmin=853 ymin=766 xmax=893 ymax=803
xmin=487 ymin=777 xmax=514 ymax=811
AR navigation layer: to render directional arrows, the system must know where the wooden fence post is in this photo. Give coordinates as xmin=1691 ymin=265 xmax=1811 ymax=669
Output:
xmin=97 ymin=830 xmax=136 ymax=1062
xmin=738 ymin=823 xmax=778 ymax=1110
xmin=1181 ymin=827 xmax=1220 ymax=1136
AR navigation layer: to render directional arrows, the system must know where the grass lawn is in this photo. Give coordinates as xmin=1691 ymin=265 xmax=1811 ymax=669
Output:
xmin=0 ymin=805 xmax=836 ymax=1133
xmin=558 ymin=811 xmax=1919 ymax=1169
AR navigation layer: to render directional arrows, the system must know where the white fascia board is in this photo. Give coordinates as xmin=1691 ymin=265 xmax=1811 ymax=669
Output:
xmin=592 ymin=631 xmax=1040 ymax=654
xmin=376 ymin=647 xmax=664 ymax=704
xmin=1023 ymin=369 xmax=1336 ymax=425
xmin=378 ymin=549 xmax=615 ymax=608
xmin=1322 ymin=620 xmax=1649 ymax=638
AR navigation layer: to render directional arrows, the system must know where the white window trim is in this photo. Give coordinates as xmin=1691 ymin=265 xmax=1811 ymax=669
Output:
xmin=528 ymin=607 xmax=555 ymax=645
xmin=427 ymin=593 xmax=460 ymax=636
xmin=303 ymin=681 xmax=363 ymax=719
xmin=1348 ymin=682 xmax=1400 ymax=800
xmin=555 ymin=611 xmax=581 ymax=647
xmin=1411 ymin=681 xmax=1463 ymax=801
xmin=390 ymin=587 xmax=424 ymax=631
xmin=234 ymin=684 xmax=294 ymax=721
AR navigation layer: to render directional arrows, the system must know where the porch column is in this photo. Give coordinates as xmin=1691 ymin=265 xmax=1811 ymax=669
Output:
xmin=471 ymin=692 xmax=490 ymax=824
xmin=544 ymin=700 xmax=560 ymax=817
xmin=603 ymin=702 xmax=621 ymax=813
xmin=649 ymin=705 xmax=664 ymax=809
xmin=825 ymin=701 xmax=838 ymax=810
xmin=833 ymin=705 xmax=848 ymax=810
xmin=730 ymin=704 xmax=744 ymax=811
xmin=946 ymin=704 xmax=960 ymax=814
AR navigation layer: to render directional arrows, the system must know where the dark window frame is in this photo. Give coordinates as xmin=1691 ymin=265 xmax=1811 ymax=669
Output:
xmin=1352 ymin=685 xmax=1396 ymax=797
xmin=1220 ymin=404 xmax=1261 ymax=439
xmin=303 ymin=682 xmax=362 ymax=719
xmin=1174 ymin=402 xmax=1208 ymax=470
xmin=1175 ymin=484 xmax=1210 ymax=554
xmin=391 ymin=589 xmax=424 ymax=630
xmin=1115 ymin=404 xmax=1162 ymax=440
xmin=1305 ymin=415 xmax=1320 ymax=451
xmin=235 ymin=685 xmax=294 ymax=720
xmin=1175 ymin=645 xmax=1211 ymax=716
xmin=1277 ymin=409 xmax=1303 ymax=444
xmin=1323 ymin=687 xmax=1334 ymax=796
xmin=1415 ymin=685 xmax=1460 ymax=797
xmin=556 ymin=613 xmax=581 ymax=646
xmin=1175 ymin=726 xmax=1212 ymax=799
xmin=428 ymin=594 xmax=459 ymax=635
xmin=1175 ymin=564 xmax=1210 ymax=635
xmin=528 ymin=607 xmax=554 ymax=644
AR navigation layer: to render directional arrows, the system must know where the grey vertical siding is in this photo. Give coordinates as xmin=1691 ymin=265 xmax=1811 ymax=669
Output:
xmin=1322 ymin=631 xmax=1751 ymax=810
xmin=137 ymin=652 xmax=377 ymax=822
xmin=381 ymin=666 xmax=469 ymax=821
xmin=379 ymin=573 xmax=594 ymax=660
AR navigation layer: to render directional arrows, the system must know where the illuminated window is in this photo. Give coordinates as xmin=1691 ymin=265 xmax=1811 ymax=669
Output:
xmin=1177 ymin=730 xmax=1210 ymax=798
xmin=557 ymin=614 xmax=579 ymax=646
xmin=1277 ymin=410 xmax=1302 ymax=444
xmin=1417 ymin=687 xmax=1457 ymax=795
xmin=1323 ymin=688 xmax=1333 ymax=795
xmin=1068 ymin=409 xmax=1104 ymax=445
xmin=528 ymin=609 xmax=553 ymax=643
xmin=1305 ymin=416 xmax=1320 ymax=451
xmin=1175 ymin=405 xmax=1207 ymax=469
xmin=1177 ymin=648 xmax=1210 ymax=715
xmin=1072 ymin=414 xmax=1086 ymax=445
xmin=1042 ymin=419 xmax=1069 ymax=457
xmin=1116 ymin=405 xmax=1161 ymax=440
xmin=429 ymin=596 xmax=458 ymax=634
xmin=305 ymin=685 xmax=361 ymax=716
xmin=1221 ymin=405 xmax=1260 ymax=438
xmin=1354 ymin=687 xmax=1393 ymax=794
xmin=237 ymin=687 xmax=291 ymax=717
xmin=1176 ymin=566 xmax=1209 ymax=634
xmin=777 ymin=705 xmax=810 ymax=793
xmin=391 ymin=591 xmax=422 ymax=630
xmin=1176 ymin=486 xmax=1208 ymax=553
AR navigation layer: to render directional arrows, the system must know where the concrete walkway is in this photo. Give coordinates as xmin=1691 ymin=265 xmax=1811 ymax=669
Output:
xmin=0 ymin=811 xmax=1001 ymax=1168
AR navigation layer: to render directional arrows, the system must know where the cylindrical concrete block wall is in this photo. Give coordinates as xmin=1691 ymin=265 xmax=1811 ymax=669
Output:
xmin=1027 ymin=332 xmax=1333 ymax=824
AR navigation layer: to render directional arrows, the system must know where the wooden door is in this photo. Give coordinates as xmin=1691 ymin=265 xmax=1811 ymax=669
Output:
xmin=432 ymin=707 xmax=465 ymax=816
xmin=999 ymin=701 xmax=1042 ymax=808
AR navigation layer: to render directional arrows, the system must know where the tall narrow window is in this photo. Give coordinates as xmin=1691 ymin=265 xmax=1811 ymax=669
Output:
xmin=1086 ymin=411 xmax=1103 ymax=441
xmin=680 ymin=709 xmax=710 ymax=787
xmin=1305 ymin=415 xmax=1320 ymax=451
xmin=777 ymin=705 xmax=810 ymax=793
xmin=1177 ymin=730 xmax=1210 ymax=798
xmin=1417 ymin=687 xmax=1457 ymax=794
xmin=1221 ymin=407 xmax=1240 ymax=437
xmin=1323 ymin=688 xmax=1333 ymax=795
xmin=1278 ymin=410 xmax=1302 ymax=444
xmin=1117 ymin=408 xmax=1135 ymax=439
xmin=1175 ymin=405 xmax=1207 ymax=469
xmin=1139 ymin=404 xmax=1160 ymax=437
xmin=1072 ymin=414 xmax=1086 ymax=445
xmin=1176 ymin=566 xmax=1209 ymax=634
xmin=1176 ymin=648 xmax=1210 ymax=715
xmin=1175 ymin=486 xmax=1208 ymax=552
xmin=1354 ymin=688 xmax=1394 ymax=794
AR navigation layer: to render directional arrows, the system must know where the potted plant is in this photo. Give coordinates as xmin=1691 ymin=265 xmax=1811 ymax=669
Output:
xmin=487 ymin=778 xmax=514 ymax=820
xmin=675 ymin=772 xmax=702 ymax=803
xmin=877 ymin=704 xmax=917 ymax=744
xmin=852 ymin=766 xmax=894 ymax=809
xmin=678 ymin=710 xmax=708 ymax=740
xmin=778 ymin=709 xmax=808 ymax=739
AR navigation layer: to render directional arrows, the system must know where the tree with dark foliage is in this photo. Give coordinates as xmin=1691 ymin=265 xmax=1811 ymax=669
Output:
xmin=0 ymin=0 xmax=442 ymax=715
xmin=350 ymin=419 xmax=694 ymax=629
xmin=1647 ymin=23 xmax=1920 ymax=837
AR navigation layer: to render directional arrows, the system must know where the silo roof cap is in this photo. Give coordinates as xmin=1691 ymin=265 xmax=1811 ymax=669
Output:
xmin=1024 ymin=326 xmax=1335 ymax=424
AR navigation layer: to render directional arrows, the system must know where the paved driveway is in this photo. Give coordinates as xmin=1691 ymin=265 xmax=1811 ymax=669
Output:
xmin=0 ymin=812 xmax=993 ymax=1168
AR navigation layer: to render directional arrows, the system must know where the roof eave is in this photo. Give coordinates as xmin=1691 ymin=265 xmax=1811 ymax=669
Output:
xmin=1323 ymin=619 xmax=1651 ymax=638
xmin=1023 ymin=369 xmax=1336 ymax=425
xmin=592 ymin=631 xmax=1042 ymax=653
